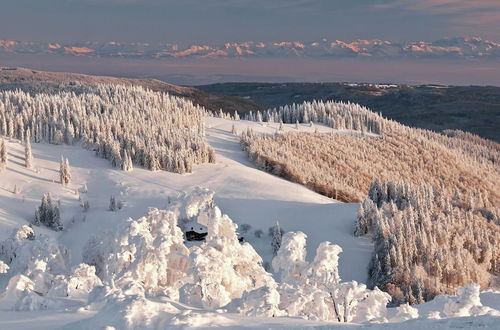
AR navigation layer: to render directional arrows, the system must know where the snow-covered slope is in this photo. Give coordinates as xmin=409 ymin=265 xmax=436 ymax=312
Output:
xmin=0 ymin=118 xmax=370 ymax=282
xmin=0 ymin=117 xmax=498 ymax=329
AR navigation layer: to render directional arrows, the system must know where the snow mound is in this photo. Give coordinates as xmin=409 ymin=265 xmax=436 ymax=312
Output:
xmin=272 ymin=231 xmax=392 ymax=323
xmin=83 ymin=208 xmax=189 ymax=297
xmin=180 ymin=189 xmax=275 ymax=309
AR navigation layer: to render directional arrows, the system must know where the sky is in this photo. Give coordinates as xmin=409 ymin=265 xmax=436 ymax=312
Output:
xmin=1 ymin=0 xmax=500 ymax=85
xmin=1 ymin=0 xmax=500 ymax=44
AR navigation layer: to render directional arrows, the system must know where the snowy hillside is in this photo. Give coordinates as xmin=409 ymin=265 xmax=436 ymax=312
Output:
xmin=0 ymin=113 xmax=499 ymax=328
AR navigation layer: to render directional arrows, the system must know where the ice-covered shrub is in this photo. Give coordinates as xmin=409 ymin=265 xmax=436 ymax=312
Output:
xmin=229 ymin=283 xmax=284 ymax=317
xmin=272 ymin=232 xmax=391 ymax=323
xmin=180 ymin=194 xmax=275 ymax=309
xmin=0 ymin=226 xmax=69 ymax=294
xmin=272 ymin=231 xmax=308 ymax=284
xmin=83 ymin=209 xmax=189 ymax=296
xmin=0 ymin=226 xmax=97 ymax=310
xmin=442 ymin=283 xmax=497 ymax=318
xmin=390 ymin=303 xmax=419 ymax=322
xmin=47 ymin=264 xmax=102 ymax=300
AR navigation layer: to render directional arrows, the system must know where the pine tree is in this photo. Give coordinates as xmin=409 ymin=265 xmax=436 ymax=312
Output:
xmin=0 ymin=138 xmax=7 ymax=171
xmin=109 ymin=195 xmax=118 ymax=211
xmin=271 ymin=221 xmax=283 ymax=256
xmin=25 ymin=131 xmax=33 ymax=169
xmin=59 ymin=156 xmax=71 ymax=185
xmin=33 ymin=193 xmax=63 ymax=231
xmin=231 ymin=124 xmax=237 ymax=135
xmin=122 ymin=150 xmax=133 ymax=172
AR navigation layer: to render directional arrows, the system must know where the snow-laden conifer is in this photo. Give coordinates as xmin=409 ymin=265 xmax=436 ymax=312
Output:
xmin=0 ymin=138 xmax=7 ymax=171
xmin=59 ymin=157 xmax=71 ymax=185
xmin=24 ymin=131 xmax=33 ymax=169
xmin=271 ymin=221 xmax=282 ymax=256
xmin=33 ymin=193 xmax=63 ymax=231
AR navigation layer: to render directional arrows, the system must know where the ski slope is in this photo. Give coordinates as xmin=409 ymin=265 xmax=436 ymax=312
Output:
xmin=0 ymin=118 xmax=372 ymax=284
xmin=0 ymin=117 xmax=498 ymax=329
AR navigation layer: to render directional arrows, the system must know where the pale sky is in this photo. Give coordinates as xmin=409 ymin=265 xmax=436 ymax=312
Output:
xmin=1 ymin=0 xmax=499 ymax=43
xmin=2 ymin=0 xmax=500 ymax=85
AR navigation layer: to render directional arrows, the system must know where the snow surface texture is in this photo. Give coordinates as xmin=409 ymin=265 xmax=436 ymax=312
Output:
xmin=0 ymin=117 xmax=498 ymax=329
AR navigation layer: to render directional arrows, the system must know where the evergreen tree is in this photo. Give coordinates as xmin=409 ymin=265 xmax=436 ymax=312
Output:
xmin=25 ymin=131 xmax=33 ymax=169
xmin=122 ymin=150 xmax=133 ymax=172
xmin=59 ymin=156 xmax=71 ymax=185
xmin=33 ymin=193 xmax=63 ymax=231
xmin=271 ymin=221 xmax=283 ymax=256
xmin=0 ymin=138 xmax=6 ymax=171
xmin=109 ymin=195 xmax=118 ymax=211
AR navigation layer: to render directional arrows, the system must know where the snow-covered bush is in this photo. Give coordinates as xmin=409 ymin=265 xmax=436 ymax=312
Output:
xmin=0 ymin=226 xmax=97 ymax=310
xmin=83 ymin=208 xmax=189 ymax=297
xmin=271 ymin=232 xmax=391 ymax=323
xmin=390 ymin=303 xmax=419 ymax=322
xmin=0 ymin=226 xmax=69 ymax=293
xmin=180 ymin=191 xmax=275 ymax=309
xmin=420 ymin=283 xmax=500 ymax=320
xmin=442 ymin=283 xmax=497 ymax=318
xmin=272 ymin=231 xmax=307 ymax=284
xmin=48 ymin=264 xmax=102 ymax=300
xmin=229 ymin=283 xmax=284 ymax=317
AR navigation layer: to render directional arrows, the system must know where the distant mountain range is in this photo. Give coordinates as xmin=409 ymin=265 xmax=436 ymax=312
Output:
xmin=2 ymin=37 xmax=500 ymax=60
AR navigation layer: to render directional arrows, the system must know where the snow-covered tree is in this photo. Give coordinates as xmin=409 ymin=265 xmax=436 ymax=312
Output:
xmin=109 ymin=195 xmax=118 ymax=211
xmin=272 ymin=232 xmax=307 ymax=284
xmin=121 ymin=149 xmax=133 ymax=172
xmin=24 ymin=131 xmax=33 ymax=169
xmin=355 ymin=180 xmax=499 ymax=305
xmin=33 ymin=193 xmax=63 ymax=231
xmin=244 ymin=100 xmax=384 ymax=134
xmin=59 ymin=156 xmax=71 ymax=185
xmin=0 ymin=138 xmax=7 ymax=171
xmin=83 ymin=208 xmax=189 ymax=297
xmin=272 ymin=234 xmax=391 ymax=322
xmin=271 ymin=221 xmax=282 ymax=256
xmin=181 ymin=204 xmax=275 ymax=309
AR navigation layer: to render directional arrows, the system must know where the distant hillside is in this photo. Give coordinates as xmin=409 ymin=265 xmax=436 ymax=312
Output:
xmin=198 ymin=82 xmax=500 ymax=142
xmin=0 ymin=67 xmax=265 ymax=114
